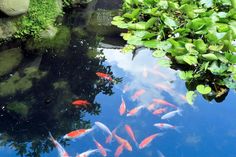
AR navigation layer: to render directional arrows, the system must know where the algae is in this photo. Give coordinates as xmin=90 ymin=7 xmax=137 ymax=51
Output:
xmin=7 ymin=102 xmax=30 ymax=117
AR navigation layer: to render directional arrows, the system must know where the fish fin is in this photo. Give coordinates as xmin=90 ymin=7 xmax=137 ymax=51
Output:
xmin=48 ymin=131 xmax=54 ymax=141
xmin=174 ymin=126 xmax=183 ymax=133
xmin=157 ymin=150 xmax=165 ymax=157
xmin=177 ymin=108 xmax=183 ymax=116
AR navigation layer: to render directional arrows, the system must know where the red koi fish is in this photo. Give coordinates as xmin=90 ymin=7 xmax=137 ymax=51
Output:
xmin=153 ymin=99 xmax=177 ymax=109
xmin=114 ymin=144 xmax=125 ymax=157
xmin=72 ymin=100 xmax=90 ymax=107
xmin=49 ymin=132 xmax=70 ymax=157
xmin=152 ymin=108 xmax=167 ymax=115
xmin=125 ymin=124 xmax=138 ymax=146
xmin=127 ymin=105 xmax=145 ymax=117
xmin=63 ymin=128 xmax=93 ymax=139
xmin=114 ymin=134 xmax=132 ymax=151
xmin=131 ymin=89 xmax=145 ymax=101
xmin=119 ymin=97 xmax=126 ymax=116
xmin=96 ymin=72 xmax=112 ymax=81
xmin=139 ymin=133 xmax=163 ymax=149
xmin=93 ymin=138 xmax=108 ymax=157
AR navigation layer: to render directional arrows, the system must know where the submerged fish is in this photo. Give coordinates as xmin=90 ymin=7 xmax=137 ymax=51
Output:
xmin=161 ymin=108 xmax=183 ymax=120
xmin=105 ymin=127 xmax=117 ymax=144
xmin=95 ymin=121 xmax=112 ymax=138
xmin=152 ymin=108 xmax=167 ymax=115
xmin=127 ymin=105 xmax=145 ymax=117
xmin=49 ymin=132 xmax=70 ymax=157
xmin=124 ymin=124 xmax=138 ymax=146
xmin=139 ymin=133 xmax=163 ymax=149
xmin=93 ymin=138 xmax=108 ymax=157
xmin=96 ymin=72 xmax=112 ymax=81
xmin=119 ymin=97 xmax=126 ymax=116
xmin=114 ymin=144 xmax=125 ymax=157
xmin=157 ymin=150 xmax=165 ymax=157
xmin=63 ymin=128 xmax=94 ymax=140
xmin=131 ymin=89 xmax=145 ymax=101
xmin=72 ymin=99 xmax=90 ymax=106
xmin=114 ymin=133 xmax=132 ymax=151
xmin=76 ymin=149 xmax=99 ymax=157
xmin=153 ymin=98 xmax=177 ymax=109
xmin=153 ymin=123 xmax=181 ymax=132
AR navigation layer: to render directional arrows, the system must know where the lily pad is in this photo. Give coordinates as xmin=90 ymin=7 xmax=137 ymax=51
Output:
xmin=196 ymin=84 xmax=212 ymax=94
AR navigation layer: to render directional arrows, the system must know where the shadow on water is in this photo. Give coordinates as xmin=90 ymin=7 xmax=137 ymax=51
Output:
xmin=0 ymin=1 xmax=123 ymax=156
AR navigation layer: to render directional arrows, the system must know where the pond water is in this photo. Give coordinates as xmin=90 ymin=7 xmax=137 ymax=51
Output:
xmin=0 ymin=1 xmax=236 ymax=157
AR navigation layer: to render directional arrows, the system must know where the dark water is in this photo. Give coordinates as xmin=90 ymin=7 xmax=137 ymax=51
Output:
xmin=0 ymin=1 xmax=236 ymax=157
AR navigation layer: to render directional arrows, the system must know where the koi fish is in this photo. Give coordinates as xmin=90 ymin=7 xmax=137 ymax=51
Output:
xmin=157 ymin=150 xmax=165 ymax=157
xmin=105 ymin=127 xmax=117 ymax=143
xmin=119 ymin=97 xmax=126 ymax=116
xmin=76 ymin=149 xmax=99 ymax=157
xmin=114 ymin=144 xmax=125 ymax=157
xmin=131 ymin=89 xmax=145 ymax=101
xmin=72 ymin=99 xmax=90 ymax=107
xmin=93 ymin=138 xmax=108 ymax=157
xmin=124 ymin=124 xmax=138 ymax=146
xmin=63 ymin=128 xmax=94 ymax=139
xmin=142 ymin=67 xmax=148 ymax=78
xmin=153 ymin=98 xmax=177 ymax=109
xmin=154 ymin=123 xmax=181 ymax=132
xmin=96 ymin=72 xmax=112 ymax=81
xmin=139 ymin=133 xmax=163 ymax=149
xmin=114 ymin=133 xmax=132 ymax=151
xmin=161 ymin=108 xmax=182 ymax=120
xmin=95 ymin=121 xmax=112 ymax=138
xmin=127 ymin=105 xmax=145 ymax=117
xmin=122 ymin=84 xmax=131 ymax=94
xmin=147 ymin=103 xmax=158 ymax=111
xmin=155 ymin=83 xmax=175 ymax=94
xmin=152 ymin=108 xmax=167 ymax=115
xmin=49 ymin=132 xmax=70 ymax=157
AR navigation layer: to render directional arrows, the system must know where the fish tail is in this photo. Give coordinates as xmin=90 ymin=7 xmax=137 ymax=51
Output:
xmin=48 ymin=131 xmax=54 ymax=141
xmin=174 ymin=126 xmax=183 ymax=133
xmin=177 ymin=108 xmax=183 ymax=116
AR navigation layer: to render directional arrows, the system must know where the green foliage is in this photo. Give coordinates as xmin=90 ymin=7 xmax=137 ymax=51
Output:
xmin=113 ymin=0 xmax=236 ymax=104
xmin=14 ymin=0 xmax=62 ymax=38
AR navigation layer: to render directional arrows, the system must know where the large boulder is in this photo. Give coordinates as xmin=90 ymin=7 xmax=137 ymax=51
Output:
xmin=0 ymin=18 xmax=18 ymax=40
xmin=0 ymin=48 xmax=23 ymax=77
xmin=0 ymin=0 xmax=30 ymax=16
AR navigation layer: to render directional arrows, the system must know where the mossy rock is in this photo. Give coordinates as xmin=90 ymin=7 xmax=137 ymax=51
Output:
xmin=0 ymin=0 xmax=30 ymax=16
xmin=25 ymin=26 xmax=71 ymax=56
xmin=7 ymin=101 xmax=30 ymax=117
xmin=0 ymin=67 xmax=47 ymax=97
xmin=0 ymin=48 xmax=23 ymax=77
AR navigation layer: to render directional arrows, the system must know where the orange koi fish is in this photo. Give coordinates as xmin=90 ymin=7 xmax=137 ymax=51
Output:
xmin=114 ymin=144 xmax=125 ymax=157
xmin=93 ymin=138 xmax=108 ymax=157
xmin=72 ymin=99 xmax=90 ymax=107
xmin=125 ymin=124 xmax=138 ymax=146
xmin=131 ymin=89 xmax=146 ymax=101
xmin=127 ymin=105 xmax=145 ymax=117
xmin=49 ymin=132 xmax=70 ymax=157
xmin=105 ymin=127 xmax=117 ymax=144
xmin=155 ymin=83 xmax=175 ymax=94
xmin=63 ymin=128 xmax=93 ymax=140
xmin=119 ymin=97 xmax=126 ymax=116
xmin=147 ymin=103 xmax=158 ymax=111
xmin=114 ymin=134 xmax=132 ymax=151
xmin=96 ymin=72 xmax=112 ymax=81
xmin=152 ymin=108 xmax=167 ymax=115
xmin=139 ymin=133 xmax=163 ymax=149
xmin=153 ymin=98 xmax=177 ymax=109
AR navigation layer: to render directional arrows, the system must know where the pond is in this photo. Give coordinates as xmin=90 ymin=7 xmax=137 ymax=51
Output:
xmin=0 ymin=1 xmax=236 ymax=157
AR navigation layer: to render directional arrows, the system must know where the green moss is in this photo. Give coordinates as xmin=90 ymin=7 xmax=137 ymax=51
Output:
xmin=7 ymin=102 xmax=30 ymax=117
xmin=14 ymin=0 xmax=63 ymax=38
xmin=0 ymin=67 xmax=47 ymax=97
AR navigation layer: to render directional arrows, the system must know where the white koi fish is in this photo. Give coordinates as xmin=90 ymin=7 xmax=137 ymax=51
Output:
xmin=153 ymin=123 xmax=182 ymax=132
xmin=161 ymin=108 xmax=182 ymax=120
xmin=95 ymin=121 xmax=112 ymax=137
xmin=76 ymin=149 xmax=99 ymax=157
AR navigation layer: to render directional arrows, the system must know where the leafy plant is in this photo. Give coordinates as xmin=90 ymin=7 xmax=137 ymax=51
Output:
xmin=112 ymin=0 xmax=236 ymax=105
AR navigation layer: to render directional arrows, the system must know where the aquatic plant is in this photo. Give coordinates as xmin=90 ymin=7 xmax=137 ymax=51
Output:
xmin=112 ymin=0 xmax=236 ymax=104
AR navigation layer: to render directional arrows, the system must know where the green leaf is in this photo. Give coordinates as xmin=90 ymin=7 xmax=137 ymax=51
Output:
xmin=183 ymin=55 xmax=198 ymax=65
xmin=225 ymin=53 xmax=236 ymax=63
xmin=179 ymin=71 xmax=193 ymax=80
xmin=152 ymin=49 xmax=166 ymax=58
xmin=200 ymin=0 xmax=213 ymax=8
xmin=194 ymin=39 xmax=207 ymax=53
xmin=202 ymin=53 xmax=218 ymax=60
xmin=122 ymin=45 xmax=136 ymax=53
xmin=186 ymin=91 xmax=197 ymax=105
xmin=163 ymin=14 xmax=177 ymax=30
xmin=127 ymin=36 xmax=143 ymax=46
xmin=157 ymin=59 xmax=171 ymax=67
xmin=196 ymin=84 xmax=212 ymax=94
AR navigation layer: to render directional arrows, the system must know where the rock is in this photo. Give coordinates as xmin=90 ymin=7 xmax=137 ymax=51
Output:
xmin=0 ymin=0 xmax=30 ymax=16
xmin=87 ymin=9 xmax=122 ymax=36
xmin=0 ymin=67 xmax=47 ymax=97
xmin=0 ymin=18 xmax=18 ymax=40
xmin=39 ymin=25 xmax=58 ymax=39
xmin=0 ymin=48 xmax=23 ymax=77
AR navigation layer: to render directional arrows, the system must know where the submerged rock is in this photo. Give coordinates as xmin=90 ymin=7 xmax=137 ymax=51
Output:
xmin=0 ymin=0 xmax=30 ymax=16
xmin=0 ymin=18 xmax=18 ymax=40
xmin=7 ymin=101 xmax=30 ymax=117
xmin=0 ymin=48 xmax=23 ymax=77
xmin=0 ymin=67 xmax=47 ymax=97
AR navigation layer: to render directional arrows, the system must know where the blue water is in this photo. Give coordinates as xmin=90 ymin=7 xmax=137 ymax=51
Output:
xmin=1 ymin=1 xmax=236 ymax=157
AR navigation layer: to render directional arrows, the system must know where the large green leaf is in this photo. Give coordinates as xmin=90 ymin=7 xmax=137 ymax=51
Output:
xmin=196 ymin=84 xmax=212 ymax=94
xmin=186 ymin=91 xmax=197 ymax=105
